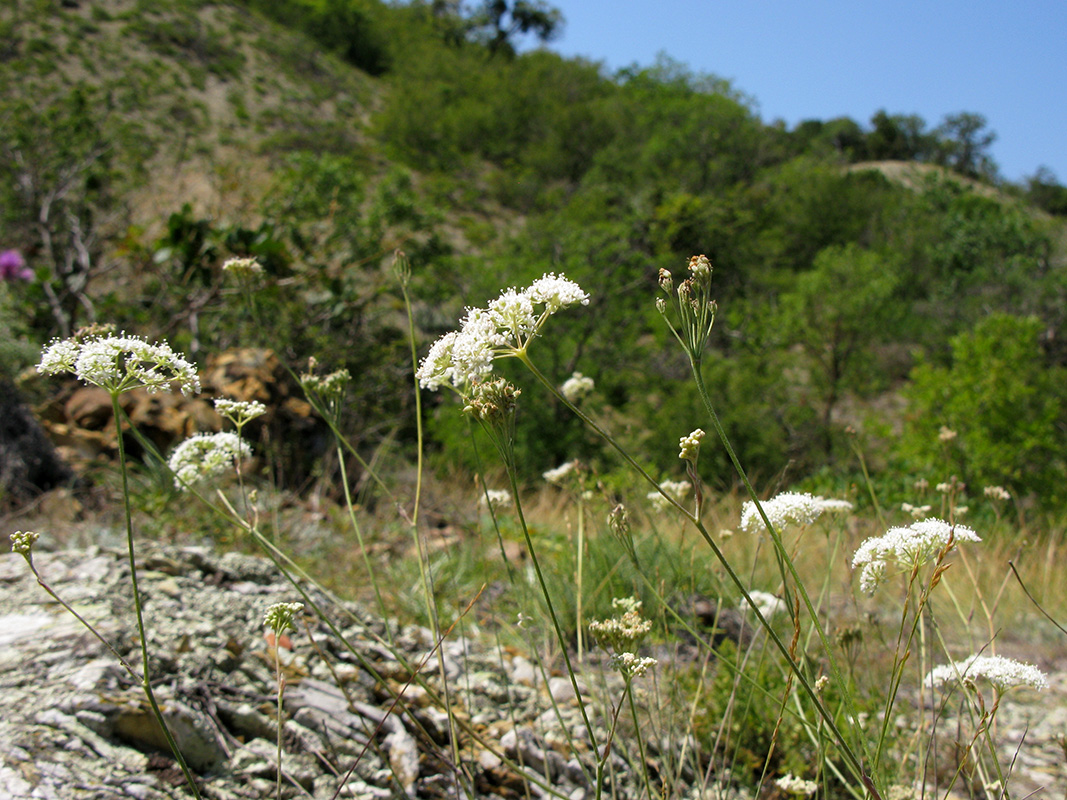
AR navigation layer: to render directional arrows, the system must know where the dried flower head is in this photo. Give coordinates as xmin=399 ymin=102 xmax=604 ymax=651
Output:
xmin=852 ymin=518 xmax=980 ymax=595
xmin=301 ymin=367 xmax=352 ymax=401
xmin=926 ymin=654 xmax=1048 ymax=692
xmin=263 ymin=602 xmax=303 ymax=635
xmin=560 ymin=372 xmax=595 ymax=403
xmin=10 ymin=530 xmax=39 ymax=557
xmin=168 ymin=432 xmax=252 ymax=490
xmin=38 ymin=333 xmax=200 ymax=396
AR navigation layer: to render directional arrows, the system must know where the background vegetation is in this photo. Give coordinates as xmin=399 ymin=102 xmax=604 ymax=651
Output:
xmin=2 ymin=0 xmax=1066 ymax=512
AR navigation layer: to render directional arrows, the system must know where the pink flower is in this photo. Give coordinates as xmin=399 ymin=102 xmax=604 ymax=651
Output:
xmin=0 ymin=250 xmax=32 ymax=281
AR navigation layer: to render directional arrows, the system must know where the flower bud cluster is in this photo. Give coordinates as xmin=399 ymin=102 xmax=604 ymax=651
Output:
xmin=463 ymin=379 xmax=521 ymax=424
xmin=10 ymin=530 xmax=39 ymax=557
xmin=678 ymin=428 xmax=705 ymax=461
xmin=656 ymin=255 xmax=718 ymax=360
xmin=263 ymin=602 xmax=303 ymax=634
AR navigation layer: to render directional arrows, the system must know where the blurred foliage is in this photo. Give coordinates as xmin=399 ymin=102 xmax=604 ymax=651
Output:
xmin=3 ymin=0 xmax=1067 ymax=506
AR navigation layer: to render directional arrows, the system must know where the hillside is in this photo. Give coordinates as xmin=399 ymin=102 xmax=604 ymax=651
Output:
xmin=3 ymin=0 xmax=1067 ymax=507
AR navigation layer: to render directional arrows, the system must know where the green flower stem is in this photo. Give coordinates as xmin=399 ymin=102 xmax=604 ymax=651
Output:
xmin=625 ymin=681 xmax=655 ymax=800
xmin=110 ymin=393 xmax=203 ymax=800
xmin=503 ymin=463 xmax=601 ymax=757
xmin=520 ymin=352 xmax=876 ymax=796
xmin=274 ymin=644 xmax=285 ymax=800
xmin=685 ymin=356 xmax=877 ymax=796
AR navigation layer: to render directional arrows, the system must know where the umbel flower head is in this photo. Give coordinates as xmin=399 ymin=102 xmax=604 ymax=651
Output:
xmin=168 ymin=432 xmax=252 ymax=490
xmin=852 ymin=518 xmax=980 ymax=595
xmin=560 ymin=371 xmax=595 ymax=403
xmin=214 ymin=398 xmax=267 ymax=427
xmin=740 ymin=491 xmax=851 ymax=534
xmin=416 ymin=273 xmax=589 ymax=392
xmin=926 ymin=654 xmax=1048 ymax=692
xmin=10 ymin=530 xmax=40 ymax=558
xmin=38 ymin=330 xmax=200 ymax=396
xmin=647 ymin=479 xmax=691 ymax=512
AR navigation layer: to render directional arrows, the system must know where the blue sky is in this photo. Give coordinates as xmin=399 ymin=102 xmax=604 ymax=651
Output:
xmin=536 ymin=0 xmax=1066 ymax=184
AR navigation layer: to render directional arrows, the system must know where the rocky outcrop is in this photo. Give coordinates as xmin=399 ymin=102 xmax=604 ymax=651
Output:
xmin=0 ymin=378 xmax=74 ymax=503
xmin=0 ymin=545 xmax=647 ymax=799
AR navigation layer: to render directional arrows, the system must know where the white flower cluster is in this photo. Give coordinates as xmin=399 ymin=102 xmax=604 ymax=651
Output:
xmin=416 ymin=274 xmax=589 ymax=391
xmin=739 ymin=590 xmax=786 ymax=619
xmin=543 ymin=460 xmax=578 ymax=486
xmin=901 ymin=502 xmax=932 ymax=520
xmin=610 ymin=652 xmax=657 ymax=679
xmin=560 ymin=371 xmax=594 ymax=403
xmin=776 ymin=774 xmax=818 ymax=797
xmin=168 ymin=432 xmax=252 ymax=490
xmin=479 ymin=489 xmax=513 ymax=512
xmin=222 ymin=256 xmax=264 ymax=282
xmin=852 ymin=518 xmax=980 ymax=595
xmin=739 ymin=492 xmax=850 ymax=534
xmin=926 ymin=654 xmax=1048 ymax=692
xmin=983 ymin=485 xmax=1011 ymax=502
xmin=214 ymin=398 xmax=267 ymax=425
xmin=38 ymin=333 xmax=200 ymax=395
xmin=647 ymin=479 xmax=691 ymax=511
xmin=589 ymin=598 xmax=652 ymax=652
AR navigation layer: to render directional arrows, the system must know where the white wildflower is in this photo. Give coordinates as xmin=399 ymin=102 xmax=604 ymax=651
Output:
xmin=739 ymin=491 xmax=823 ymax=534
xmin=215 ymin=398 xmax=267 ymax=425
xmin=222 ymin=256 xmax=264 ymax=282
xmin=816 ymin=497 xmax=853 ymax=513
xmin=560 ymin=372 xmax=594 ymax=403
xmin=479 ymin=489 xmax=513 ymax=512
xmin=488 ymin=288 xmax=537 ymax=340
xmin=938 ymin=426 xmax=958 ymax=442
xmin=647 ymin=479 xmax=691 ymax=511
xmin=168 ymin=432 xmax=252 ymax=490
xmin=739 ymin=590 xmax=785 ymax=619
xmin=776 ymin=774 xmax=818 ymax=796
xmin=852 ymin=518 xmax=980 ymax=595
xmin=984 ymin=485 xmax=1011 ymax=502
xmin=525 ymin=273 xmax=590 ymax=312
xmin=611 ymin=652 xmax=657 ymax=679
xmin=543 ymin=460 xmax=578 ymax=485
xmin=901 ymin=502 xmax=932 ymax=520
xmin=39 ymin=333 xmax=200 ymax=395
xmin=590 ymin=598 xmax=652 ymax=651
xmin=926 ymin=654 xmax=1048 ymax=692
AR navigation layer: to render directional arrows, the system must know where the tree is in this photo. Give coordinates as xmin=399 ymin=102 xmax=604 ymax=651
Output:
xmin=780 ymin=244 xmax=899 ymax=452
xmin=866 ymin=110 xmax=933 ymax=161
xmin=934 ymin=112 xmax=998 ymax=180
